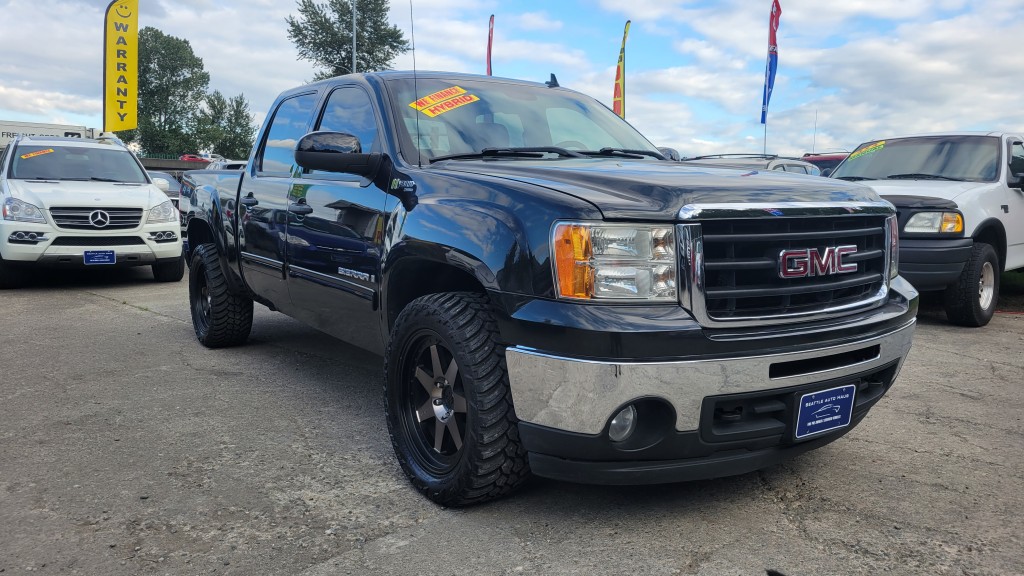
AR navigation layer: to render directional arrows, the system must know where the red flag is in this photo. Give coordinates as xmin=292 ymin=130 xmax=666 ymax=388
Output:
xmin=612 ymin=20 xmax=630 ymax=118
xmin=487 ymin=15 xmax=494 ymax=76
xmin=760 ymin=0 xmax=782 ymax=124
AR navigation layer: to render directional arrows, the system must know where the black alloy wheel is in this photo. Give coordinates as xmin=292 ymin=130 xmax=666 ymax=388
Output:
xmin=385 ymin=292 xmax=530 ymax=506
xmin=188 ymin=243 xmax=253 ymax=347
xmin=401 ymin=331 xmax=469 ymax=470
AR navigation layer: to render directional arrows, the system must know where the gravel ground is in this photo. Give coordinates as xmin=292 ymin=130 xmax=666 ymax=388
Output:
xmin=1 ymin=268 xmax=1022 ymax=575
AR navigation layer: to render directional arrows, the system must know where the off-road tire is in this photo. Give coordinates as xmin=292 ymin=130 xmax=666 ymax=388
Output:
xmin=0 ymin=255 xmax=29 ymax=289
xmin=152 ymin=253 xmax=185 ymax=282
xmin=189 ymin=243 xmax=253 ymax=347
xmin=385 ymin=292 xmax=530 ymax=506
xmin=943 ymin=242 xmax=1000 ymax=327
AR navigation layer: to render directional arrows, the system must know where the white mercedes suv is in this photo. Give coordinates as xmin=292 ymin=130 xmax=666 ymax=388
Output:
xmin=0 ymin=134 xmax=184 ymax=288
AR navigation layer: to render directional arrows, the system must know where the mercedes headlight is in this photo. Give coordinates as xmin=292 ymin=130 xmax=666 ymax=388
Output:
xmin=552 ymin=223 xmax=676 ymax=301
xmin=904 ymin=211 xmax=963 ymax=234
xmin=2 ymin=197 xmax=46 ymax=223
xmin=147 ymin=200 xmax=177 ymax=224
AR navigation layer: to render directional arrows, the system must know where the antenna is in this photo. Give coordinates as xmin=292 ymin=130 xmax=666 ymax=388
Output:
xmin=409 ymin=0 xmax=421 ymax=168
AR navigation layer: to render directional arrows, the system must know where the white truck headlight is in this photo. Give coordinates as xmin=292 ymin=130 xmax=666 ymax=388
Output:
xmin=887 ymin=215 xmax=899 ymax=279
xmin=147 ymin=200 xmax=177 ymax=224
xmin=552 ymin=223 xmax=677 ymax=301
xmin=2 ymin=197 xmax=46 ymax=223
xmin=904 ymin=211 xmax=963 ymax=234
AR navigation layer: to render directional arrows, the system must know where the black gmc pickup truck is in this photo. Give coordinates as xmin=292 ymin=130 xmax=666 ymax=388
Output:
xmin=181 ymin=71 xmax=918 ymax=506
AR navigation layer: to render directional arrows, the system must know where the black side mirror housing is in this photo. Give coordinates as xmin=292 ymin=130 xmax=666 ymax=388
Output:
xmin=295 ymin=131 xmax=382 ymax=177
xmin=1009 ymin=173 xmax=1024 ymax=189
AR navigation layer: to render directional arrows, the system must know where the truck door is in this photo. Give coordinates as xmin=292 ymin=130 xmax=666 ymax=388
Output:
xmin=1005 ymin=138 xmax=1024 ymax=271
xmin=238 ymin=92 xmax=318 ymax=308
xmin=285 ymin=85 xmax=389 ymax=353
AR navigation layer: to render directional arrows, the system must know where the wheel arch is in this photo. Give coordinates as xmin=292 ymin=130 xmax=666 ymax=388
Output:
xmin=972 ymin=218 xmax=1007 ymax=271
xmin=383 ymin=256 xmax=491 ymax=335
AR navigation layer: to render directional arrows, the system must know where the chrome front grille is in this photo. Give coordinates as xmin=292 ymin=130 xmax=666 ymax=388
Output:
xmin=678 ymin=209 xmax=892 ymax=327
xmin=49 ymin=207 xmax=143 ymax=230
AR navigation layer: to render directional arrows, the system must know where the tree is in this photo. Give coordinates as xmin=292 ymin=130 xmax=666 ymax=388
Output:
xmin=127 ymin=27 xmax=210 ymax=155
xmin=193 ymin=91 xmax=256 ymax=160
xmin=219 ymin=94 xmax=257 ymax=160
xmin=286 ymin=0 xmax=410 ymax=81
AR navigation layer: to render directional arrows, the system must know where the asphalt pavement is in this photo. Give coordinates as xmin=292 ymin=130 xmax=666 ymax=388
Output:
xmin=1 ymin=268 xmax=1022 ymax=575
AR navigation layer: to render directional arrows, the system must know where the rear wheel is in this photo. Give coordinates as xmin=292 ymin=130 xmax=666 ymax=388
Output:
xmin=188 ymin=243 xmax=253 ymax=347
xmin=385 ymin=292 xmax=529 ymax=506
xmin=943 ymin=242 xmax=1000 ymax=327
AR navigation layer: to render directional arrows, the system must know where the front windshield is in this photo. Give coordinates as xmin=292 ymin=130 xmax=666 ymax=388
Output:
xmin=384 ymin=77 xmax=660 ymax=163
xmin=9 ymin=145 xmax=148 ymax=183
xmin=831 ymin=135 xmax=1000 ymax=182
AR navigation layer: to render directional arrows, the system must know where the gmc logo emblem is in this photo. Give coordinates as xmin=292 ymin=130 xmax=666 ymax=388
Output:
xmin=779 ymin=245 xmax=858 ymax=279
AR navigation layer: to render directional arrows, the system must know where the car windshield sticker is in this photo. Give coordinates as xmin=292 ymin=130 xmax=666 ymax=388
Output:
xmin=409 ymin=86 xmax=480 ymax=118
xmin=849 ymin=140 xmax=884 ymax=161
xmin=20 ymin=148 xmax=55 ymax=160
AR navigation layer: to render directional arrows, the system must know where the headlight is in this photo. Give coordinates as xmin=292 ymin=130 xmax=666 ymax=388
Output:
xmin=887 ymin=215 xmax=899 ymax=280
xmin=904 ymin=211 xmax=963 ymax=234
xmin=2 ymin=197 xmax=46 ymax=223
xmin=552 ymin=222 xmax=676 ymax=301
xmin=147 ymin=200 xmax=177 ymax=224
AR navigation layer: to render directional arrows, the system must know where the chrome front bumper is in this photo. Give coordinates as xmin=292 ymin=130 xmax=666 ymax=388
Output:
xmin=505 ymin=318 xmax=915 ymax=435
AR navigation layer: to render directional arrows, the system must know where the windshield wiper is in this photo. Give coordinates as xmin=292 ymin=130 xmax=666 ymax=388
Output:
xmin=578 ymin=147 xmax=666 ymax=160
xmin=834 ymin=175 xmax=871 ymax=181
xmin=429 ymin=146 xmax=585 ymax=163
xmin=885 ymin=173 xmax=965 ymax=181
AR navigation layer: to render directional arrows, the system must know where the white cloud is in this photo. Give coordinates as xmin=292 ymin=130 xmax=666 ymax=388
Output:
xmin=513 ymin=12 xmax=563 ymax=32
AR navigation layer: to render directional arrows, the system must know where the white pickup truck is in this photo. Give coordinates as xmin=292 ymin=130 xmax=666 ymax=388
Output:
xmin=832 ymin=132 xmax=1024 ymax=326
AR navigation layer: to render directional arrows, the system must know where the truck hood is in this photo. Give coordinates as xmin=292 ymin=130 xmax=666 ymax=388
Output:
xmin=437 ymin=158 xmax=881 ymax=220
xmin=849 ymin=179 xmax=994 ymax=203
xmin=6 ymin=179 xmax=166 ymax=210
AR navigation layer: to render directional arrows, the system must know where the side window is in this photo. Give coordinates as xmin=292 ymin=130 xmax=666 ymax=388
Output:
xmin=258 ymin=92 xmax=318 ymax=175
xmin=1009 ymin=142 xmax=1024 ymax=177
xmin=317 ymin=87 xmax=379 ymax=152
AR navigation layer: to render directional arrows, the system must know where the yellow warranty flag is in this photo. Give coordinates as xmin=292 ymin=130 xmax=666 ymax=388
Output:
xmin=103 ymin=0 xmax=139 ymax=131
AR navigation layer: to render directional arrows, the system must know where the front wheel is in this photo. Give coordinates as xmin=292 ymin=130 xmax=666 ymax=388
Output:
xmin=384 ymin=292 xmax=529 ymax=506
xmin=943 ymin=242 xmax=1000 ymax=327
xmin=0 ymin=255 xmax=29 ymax=289
xmin=152 ymin=254 xmax=185 ymax=282
xmin=188 ymin=243 xmax=253 ymax=347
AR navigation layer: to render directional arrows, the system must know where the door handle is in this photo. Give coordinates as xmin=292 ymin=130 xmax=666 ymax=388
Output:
xmin=288 ymin=201 xmax=313 ymax=215
xmin=240 ymin=194 xmax=258 ymax=207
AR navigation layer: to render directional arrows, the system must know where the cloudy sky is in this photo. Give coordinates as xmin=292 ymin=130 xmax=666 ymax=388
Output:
xmin=1 ymin=0 xmax=1022 ymax=157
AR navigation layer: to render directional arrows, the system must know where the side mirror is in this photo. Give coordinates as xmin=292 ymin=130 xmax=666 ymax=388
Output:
xmin=658 ymin=147 xmax=681 ymax=162
xmin=1009 ymin=172 xmax=1024 ymax=189
xmin=152 ymin=177 xmax=170 ymax=192
xmin=295 ymin=131 xmax=382 ymax=177
xmin=821 ymin=168 xmax=833 ymax=177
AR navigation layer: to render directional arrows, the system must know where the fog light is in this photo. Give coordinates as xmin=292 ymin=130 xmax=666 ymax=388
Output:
xmin=608 ymin=405 xmax=637 ymax=442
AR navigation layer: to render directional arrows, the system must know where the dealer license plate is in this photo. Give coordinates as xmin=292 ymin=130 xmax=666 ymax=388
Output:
xmin=794 ymin=384 xmax=856 ymax=439
xmin=84 ymin=250 xmax=116 ymax=265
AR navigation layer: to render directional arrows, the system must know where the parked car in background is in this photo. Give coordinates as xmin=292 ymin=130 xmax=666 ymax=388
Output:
xmin=831 ymin=132 xmax=1024 ymax=326
xmin=0 ymin=134 xmax=185 ymax=288
xmin=206 ymin=160 xmax=247 ymax=170
xmin=179 ymin=154 xmax=207 ymax=162
xmin=679 ymin=154 xmax=822 ymax=176
xmin=802 ymin=152 xmax=849 ymax=176
xmin=199 ymin=153 xmax=226 ymax=162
